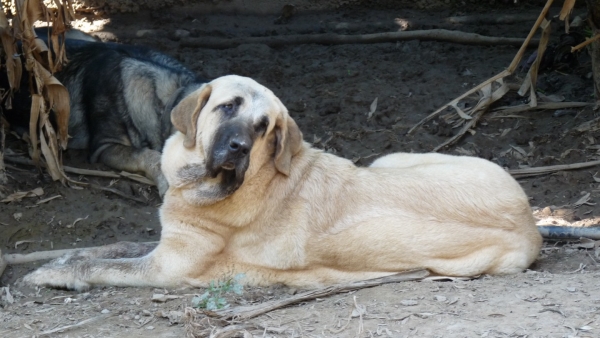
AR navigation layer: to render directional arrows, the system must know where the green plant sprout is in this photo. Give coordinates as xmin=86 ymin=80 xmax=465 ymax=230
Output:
xmin=191 ymin=273 xmax=245 ymax=311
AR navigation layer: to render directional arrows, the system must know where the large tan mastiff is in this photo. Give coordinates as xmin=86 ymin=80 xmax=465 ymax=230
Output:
xmin=24 ymin=75 xmax=542 ymax=291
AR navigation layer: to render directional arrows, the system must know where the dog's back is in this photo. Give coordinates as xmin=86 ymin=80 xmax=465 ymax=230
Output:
xmin=2 ymin=31 xmax=206 ymax=193
xmin=58 ymin=40 xmax=204 ymax=159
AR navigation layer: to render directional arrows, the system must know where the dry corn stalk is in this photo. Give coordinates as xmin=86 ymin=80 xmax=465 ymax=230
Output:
xmin=0 ymin=0 xmax=74 ymax=184
xmin=409 ymin=0 xmax=581 ymax=151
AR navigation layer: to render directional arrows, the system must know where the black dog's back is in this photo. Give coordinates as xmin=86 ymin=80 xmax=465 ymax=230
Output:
xmin=58 ymin=40 xmax=204 ymax=157
xmin=2 ymin=29 xmax=207 ymax=195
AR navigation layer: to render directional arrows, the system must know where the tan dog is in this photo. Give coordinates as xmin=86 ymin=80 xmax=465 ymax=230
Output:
xmin=23 ymin=75 xmax=542 ymax=291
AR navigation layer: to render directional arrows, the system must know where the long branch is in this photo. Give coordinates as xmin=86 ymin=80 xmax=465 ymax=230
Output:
xmin=208 ymin=269 xmax=429 ymax=321
xmin=181 ymin=29 xmax=539 ymax=49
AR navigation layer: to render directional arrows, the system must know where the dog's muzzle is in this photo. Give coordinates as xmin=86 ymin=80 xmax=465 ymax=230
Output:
xmin=207 ymin=121 xmax=253 ymax=186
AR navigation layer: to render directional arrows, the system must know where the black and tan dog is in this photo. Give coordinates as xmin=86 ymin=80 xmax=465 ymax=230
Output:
xmin=4 ymin=29 xmax=205 ymax=195
xmin=23 ymin=75 xmax=542 ymax=291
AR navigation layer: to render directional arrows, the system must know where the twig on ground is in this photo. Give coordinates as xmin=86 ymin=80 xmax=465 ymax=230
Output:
xmin=326 ymin=13 xmax=538 ymax=32
xmin=88 ymin=183 xmax=148 ymax=204
xmin=571 ymin=33 xmax=600 ymax=52
xmin=210 ymin=324 xmax=260 ymax=338
xmin=353 ymin=295 xmax=364 ymax=336
xmin=38 ymin=314 xmax=111 ymax=336
xmin=181 ymin=29 xmax=538 ymax=49
xmin=1 ymin=241 xmax=158 ymax=265
xmin=446 ymin=13 xmax=539 ymax=25
xmin=3 ymin=248 xmax=79 ymax=264
xmin=508 ymin=160 xmax=600 ymax=178
xmin=5 ymin=156 xmax=155 ymax=185
xmin=0 ymin=250 xmax=6 ymax=278
xmin=328 ymin=308 xmax=353 ymax=334
xmin=208 ymin=269 xmax=429 ymax=321
xmin=492 ymin=102 xmax=590 ymax=115
xmin=118 ymin=171 xmax=155 ymax=185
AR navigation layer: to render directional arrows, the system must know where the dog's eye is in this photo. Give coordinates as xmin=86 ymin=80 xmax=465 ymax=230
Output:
xmin=221 ymin=103 xmax=234 ymax=114
xmin=254 ymin=116 xmax=269 ymax=135
xmin=218 ymin=97 xmax=243 ymax=118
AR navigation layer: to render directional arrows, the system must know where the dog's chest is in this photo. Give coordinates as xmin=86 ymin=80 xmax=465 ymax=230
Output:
xmin=228 ymin=227 xmax=309 ymax=269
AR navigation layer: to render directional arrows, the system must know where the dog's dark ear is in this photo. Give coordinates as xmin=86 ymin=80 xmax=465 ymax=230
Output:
xmin=171 ymin=84 xmax=212 ymax=148
xmin=274 ymin=114 xmax=303 ymax=176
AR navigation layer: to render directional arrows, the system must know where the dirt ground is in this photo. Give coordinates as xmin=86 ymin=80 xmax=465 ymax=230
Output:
xmin=3 ymin=2 xmax=600 ymax=337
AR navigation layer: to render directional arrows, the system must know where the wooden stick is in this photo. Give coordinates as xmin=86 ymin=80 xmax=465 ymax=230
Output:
xmin=88 ymin=183 xmax=148 ymax=204
xmin=571 ymin=33 xmax=600 ymax=52
xmin=2 ymin=241 xmax=159 ymax=265
xmin=507 ymin=0 xmax=554 ymax=72
xmin=493 ymin=101 xmax=591 ymax=115
xmin=181 ymin=29 xmax=538 ymax=49
xmin=209 ymin=269 xmax=429 ymax=321
xmin=118 ymin=171 xmax=155 ymax=185
xmin=3 ymin=248 xmax=78 ymax=264
xmin=0 ymin=250 xmax=6 ymax=278
xmin=38 ymin=314 xmax=111 ymax=336
xmin=5 ymin=156 xmax=155 ymax=185
xmin=446 ymin=14 xmax=539 ymax=25
xmin=508 ymin=160 xmax=600 ymax=178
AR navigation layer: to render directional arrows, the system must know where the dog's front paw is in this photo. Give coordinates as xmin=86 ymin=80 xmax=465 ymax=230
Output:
xmin=23 ymin=266 xmax=91 ymax=292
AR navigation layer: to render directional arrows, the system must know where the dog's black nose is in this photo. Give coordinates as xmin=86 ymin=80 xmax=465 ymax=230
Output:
xmin=229 ymin=137 xmax=250 ymax=156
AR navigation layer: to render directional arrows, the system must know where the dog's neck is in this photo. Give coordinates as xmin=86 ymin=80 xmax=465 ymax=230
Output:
xmin=162 ymin=143 xmax=321 ymax=229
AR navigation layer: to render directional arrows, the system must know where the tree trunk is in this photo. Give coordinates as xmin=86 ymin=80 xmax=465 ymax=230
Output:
xmin=587 ymin=0 xmax=600 ymax=107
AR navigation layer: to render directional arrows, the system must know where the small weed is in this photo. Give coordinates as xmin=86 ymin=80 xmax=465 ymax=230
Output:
xmin=191 ymin=273 xmax=245 ymax=311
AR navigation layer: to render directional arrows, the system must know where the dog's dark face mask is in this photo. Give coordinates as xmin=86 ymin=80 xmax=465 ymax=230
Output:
xmin=206 ymin=116 xmax=254 ymax=195
xmin=168 ymin=75 xmax=303 ymax=205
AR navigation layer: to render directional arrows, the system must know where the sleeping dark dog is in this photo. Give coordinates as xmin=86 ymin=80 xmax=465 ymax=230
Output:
xmin=3 ymin=28 xmax=206 ymax=195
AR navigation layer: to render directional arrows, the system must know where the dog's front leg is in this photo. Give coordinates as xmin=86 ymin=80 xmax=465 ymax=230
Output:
xmin=23 ymin=254 xmax=167 ymax=291
xmin=96 ymin=144 xmax=168 ymax=196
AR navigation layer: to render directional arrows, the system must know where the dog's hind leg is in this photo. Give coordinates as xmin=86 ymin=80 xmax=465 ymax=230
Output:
xmin=96 ymin=144 xmax=168 ymax=196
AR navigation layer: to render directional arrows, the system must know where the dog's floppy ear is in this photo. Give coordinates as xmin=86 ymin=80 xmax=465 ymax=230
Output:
xmin=274 ymin=114 xmax=303 ymax=176
xmin=171 ymin=84 xmax=212 ymax=148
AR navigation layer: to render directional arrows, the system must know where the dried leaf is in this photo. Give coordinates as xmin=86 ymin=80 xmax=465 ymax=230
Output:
xmin=152 ymin=294 xmax=182 ymax=302
xmin=39 ymin=124 xmax=64 ymax=182
xmin=367 ymin=97 xmax=378 ymax=120
xmin=511 ymin=145 xmax=528 ymax=157
xmin=559 ymin=0 xmax=576 ymax=21
xmin=0 ymin=10 xmax=22 ymax=91
xmin=538 ymin=93 xmax=565 ymax=103
xmin=2 ymin=287 xmax=14 ymax=304
xmin=576 ymin=238 xmax=597 ymax=249
xmin=0 ymin=187 xmax=44 ymax=203
xmin=29 ymin=94 xmax=43 ymax=165
xmin=65 ymin=215 xmax=88 ymax=228
xmin=573 ymin=193 xmax=591 ymax=207
xmin=13 ymin=212 xmax=22 ymax=221
xmin=15 ymin=240 xmax=35 ymax=248
xmin=518 ymin=18 xmax=551 ymax=107
xmin=45 ymin=78 xmax=70 ymax=148
xmin=36 ymin=194 xmax=62 ymax=204
xmin=452 ymin=103 xmax=473 ymax=120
